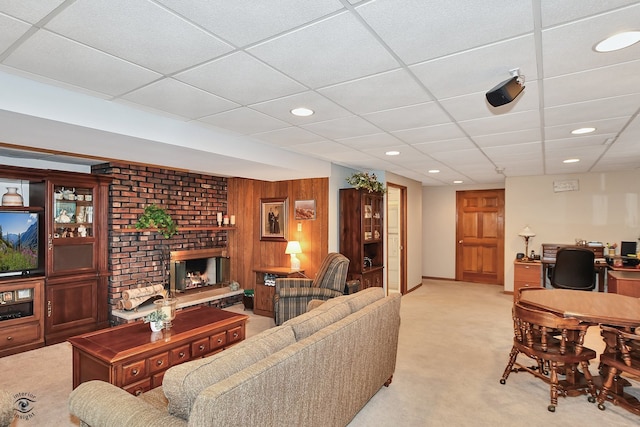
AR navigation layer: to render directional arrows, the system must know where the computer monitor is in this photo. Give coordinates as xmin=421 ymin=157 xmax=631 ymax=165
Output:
xmin=621 ymin=241 xmax=637 ymax=256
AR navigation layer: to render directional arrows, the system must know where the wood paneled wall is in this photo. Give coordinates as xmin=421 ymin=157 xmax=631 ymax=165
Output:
xmin=227 ymin=177 xmax=329 ymax=290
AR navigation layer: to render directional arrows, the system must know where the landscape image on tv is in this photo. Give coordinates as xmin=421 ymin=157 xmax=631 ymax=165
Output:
xmin=0 ymin=212 xmax=39 ymax=274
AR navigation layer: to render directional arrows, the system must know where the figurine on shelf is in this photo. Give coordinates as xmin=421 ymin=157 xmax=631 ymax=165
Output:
xmin=55 ymin=209 xmax=71 ymax=223
xmin=78 ymin=224 xmax=87 ymax=237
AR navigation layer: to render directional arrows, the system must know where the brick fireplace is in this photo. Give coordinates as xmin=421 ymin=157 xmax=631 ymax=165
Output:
xmin=92 ymin=163 xmax=231 ymax=324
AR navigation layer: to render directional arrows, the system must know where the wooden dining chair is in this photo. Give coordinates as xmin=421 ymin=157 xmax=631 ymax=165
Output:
xmin=500 ymin=302 xmax=598 ymax=412
xmin=597 ymin=325 xmax=640 ymax=415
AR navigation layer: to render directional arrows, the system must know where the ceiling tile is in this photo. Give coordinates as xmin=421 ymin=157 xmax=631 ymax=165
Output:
xmin=319 ymin=68 xmax=431 ymax=114
xmin=300 ymin=115 xmax=381 ymax=140
xmin=473 ymin=128 xmax=542 ymax=148
xmin=251 ymin=127 xmax=327 ymax=147
xmin=544 ymin=93 xmax=640 ymax=127
xmin=412 ymin=138 xmax=476 ymax=154
xmin=540 ymin=0 xmax=639 ymax=27
xmin=0 ymin=0 xmax=65 ymax=23
xmin=410 ymin=35 xmax=537 ymax=100
xmin=392 ymin=123 xmax=465 ymax=144
xmin=0 ymin=13 xmax=31 ymax=54
xmin=542 ymin=4 xmax=640 ymax=78
xmin=3 ymin=30 xmax=160 ymax=96
xmin=336 ymin=133 xmax=404 ymax=149
xmin=45 ymin=0 xmax=233 ymax=75
xmin=248 ymin=11 xmax=399 ymax=88
xmin=175 ymin=51 xmax=306 ymax=105
xmin=363 ymin=102 xmax=451 ymax=132
xmin=357 ymin=0 xmax=532 ymax=64
xmin=122 ymin=78 xmax=239 ymax=119
xmin=157 ymin=0 xmax=344 ymax=46
xmin=250 ymin=90 xmax=351 ymax=124
xmin=458 ymin=110 xmax=541 ymax=137
xmin=199 ymin=108 xmax=289 ymax=134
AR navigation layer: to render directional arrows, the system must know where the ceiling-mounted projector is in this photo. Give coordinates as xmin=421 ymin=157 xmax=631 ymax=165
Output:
xmin=485 ymin=75 xmax=525 ymax=107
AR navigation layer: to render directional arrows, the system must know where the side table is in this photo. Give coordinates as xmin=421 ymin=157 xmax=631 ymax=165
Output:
xmin=253 ymin=267 xmax=306 ymax=317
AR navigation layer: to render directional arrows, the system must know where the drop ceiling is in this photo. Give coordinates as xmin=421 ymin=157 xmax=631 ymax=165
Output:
xmin=0 ymin=0 xmax=639 ymax=186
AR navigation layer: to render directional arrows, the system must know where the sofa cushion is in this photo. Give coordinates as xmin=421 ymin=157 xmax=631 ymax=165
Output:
xmin=163 ymin=325 xmax=296 ymax=420
xmin=346 ymin=287 xmax=385 ymax=312
xmin=283 ymin=301 xmax=351 ymax=341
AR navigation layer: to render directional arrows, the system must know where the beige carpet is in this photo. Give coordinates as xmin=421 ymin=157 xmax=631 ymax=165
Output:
xmin=1 ymin=280 xmax=639 ymax=426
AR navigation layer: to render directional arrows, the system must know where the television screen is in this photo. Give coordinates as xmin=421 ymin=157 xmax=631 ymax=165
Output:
xmin=0 ymin=211 xmax=40 ymax=277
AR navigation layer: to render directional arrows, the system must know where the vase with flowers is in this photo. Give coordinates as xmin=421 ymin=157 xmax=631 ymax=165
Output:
xmin=346 ymin=172 xmax=386 ymax=194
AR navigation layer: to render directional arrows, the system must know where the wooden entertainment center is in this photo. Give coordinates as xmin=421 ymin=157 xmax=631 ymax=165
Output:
xmin=0 ymin=165 xmax=110 ymax=356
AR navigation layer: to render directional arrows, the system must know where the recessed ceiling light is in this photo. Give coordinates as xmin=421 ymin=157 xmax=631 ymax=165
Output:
xmin=453 ymin=180 xmax=463 ymax=184
xmin=563 ymin=158 xmax=580 ymax=164
xmin=385 ymin=151 xmax=400 ymax=156
xmin=595 ymin=31 xmax=640 ymax=52
xmin=571 ymin=127 xmax=596 ymax=135
xmin=428 ymin=169 xmax=440 ymax=174
xmin=290 ymin=107 xmax=314 ymax=117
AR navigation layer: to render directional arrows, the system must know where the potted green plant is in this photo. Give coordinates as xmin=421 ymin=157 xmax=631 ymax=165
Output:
xmin=346 ymin=172 xmax=386 ymax=193
xmin=144 ymin=309 xmax=168 ymax=331
xmin=135 ymin=204 xmax=177 ymax=239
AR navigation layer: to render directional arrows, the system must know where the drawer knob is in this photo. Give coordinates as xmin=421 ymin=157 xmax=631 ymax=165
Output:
xmin=199 ymin=344 xmax=205 ymax=351
xmin=233 ymin=332 xmax=238 ymax=338
xmin=156 ymin=360 xmax=163 ymax=366
xmin=6 ymin=336 xmax=12 ymax=341
xmin=217 ymin=338 xmax=223 ymax=343
xmin=179 ymin=352 xmax=185 ymax=358
xmin=132 ymin=369 xmax=139 ymax=376
xmin=134 ymin=389 xmax=143 ymax=396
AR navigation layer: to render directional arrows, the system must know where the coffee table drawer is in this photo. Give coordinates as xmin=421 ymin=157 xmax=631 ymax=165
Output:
xmin=192 ymin=337 xmax=210 ymax=357
xmin=210 ymin=331 xmax=227 ymax=351
xmin=149 ymin=352 xmax=169 ymax=374
xmin=124 ymin=378 xmax=151 ymax=396
xmin=122 ymin=360 xmax=147 ymax=385
xmin=170 ymin=344 xmax=191 ymax=365
xmin=227 ymin=325 xmax=243 ymax=345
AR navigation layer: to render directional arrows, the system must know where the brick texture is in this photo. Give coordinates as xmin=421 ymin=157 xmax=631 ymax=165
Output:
xmin=92 ymin=163 xmax=227 ymax=318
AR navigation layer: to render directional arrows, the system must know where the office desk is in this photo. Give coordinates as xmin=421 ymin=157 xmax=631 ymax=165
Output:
xmin=541 ymin=259 xmax=608 ymax=292
xmin=607 ymin=270 xmax=640 ymax=298
xmin=518 ymin=288 xmax=640 ymax=328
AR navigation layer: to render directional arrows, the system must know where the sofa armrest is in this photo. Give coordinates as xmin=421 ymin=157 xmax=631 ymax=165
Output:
xmin=274 ymin=277 xmax=313 ymax=291
xmin=68 ymin=381 xmax=186 ymax=427
xmin=277 ymin=287 xmax=343 ymax=300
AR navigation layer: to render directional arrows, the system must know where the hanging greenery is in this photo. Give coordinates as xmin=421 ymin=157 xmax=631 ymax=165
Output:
xmin=135 ymin=204 xmax=177 ymax=239
xmin=346 ymin=172 xmax=386 ymax=193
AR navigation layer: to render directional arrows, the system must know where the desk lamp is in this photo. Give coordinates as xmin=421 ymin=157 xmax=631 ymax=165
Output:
xmin=285 ymin=241 xmax=302 ymax=271
xmin=518 ymin=226 xmax=536 ymax=260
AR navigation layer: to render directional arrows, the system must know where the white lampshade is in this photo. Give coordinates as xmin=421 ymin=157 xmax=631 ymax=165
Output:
xmin=285 ymin=241 xmax=302 ymax=271
xmin=518 ymin=226 xmax=536 ymax=238
xmin=285 ymin=241 xmax=302 ymax=254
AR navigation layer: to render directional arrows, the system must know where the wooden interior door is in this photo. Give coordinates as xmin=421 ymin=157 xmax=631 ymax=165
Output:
xmin=455 ymin=189 xmax=504 ymax=285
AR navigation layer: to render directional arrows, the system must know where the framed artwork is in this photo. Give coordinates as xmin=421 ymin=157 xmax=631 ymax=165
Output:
xmin=260 ymin=197 xmax=288 ymax=241
xmin=294 ymin=199 xmax=316 ymax=220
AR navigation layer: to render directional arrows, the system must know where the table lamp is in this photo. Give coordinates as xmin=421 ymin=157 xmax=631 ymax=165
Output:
xmin=285 ymin=241 xmax=302 ymax=271
xmin=518 ymin=226 xmax=536 ymax=260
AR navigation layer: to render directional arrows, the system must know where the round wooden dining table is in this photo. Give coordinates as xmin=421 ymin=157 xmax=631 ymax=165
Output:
xmin=517 ymin=287 xmax=640 ymax=328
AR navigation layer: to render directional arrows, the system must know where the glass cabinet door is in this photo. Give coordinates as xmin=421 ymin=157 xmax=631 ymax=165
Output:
xmin=49 ymin=184 xmax=96 ymax=274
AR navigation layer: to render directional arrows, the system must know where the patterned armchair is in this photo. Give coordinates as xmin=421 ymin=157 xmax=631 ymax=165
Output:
xmin=273 ymin=253 xmax=349 ymax=325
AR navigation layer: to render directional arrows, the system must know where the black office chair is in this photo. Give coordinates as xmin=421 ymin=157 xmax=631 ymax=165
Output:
xmin=550 ymin=247 xmax=595 ymax=291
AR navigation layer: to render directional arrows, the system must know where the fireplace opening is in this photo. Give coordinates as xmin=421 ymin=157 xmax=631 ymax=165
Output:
xmin=169 ymin=248 xmax=230 ymax=294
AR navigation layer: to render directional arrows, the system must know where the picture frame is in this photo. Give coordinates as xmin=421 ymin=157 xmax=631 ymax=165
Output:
xmin=17 ymin=289 xmax=32 ymax=300
xmin=260 ymin=197 xmax=288 ymax=241
xmin=294 ymin=199 xmax=316 ymax=220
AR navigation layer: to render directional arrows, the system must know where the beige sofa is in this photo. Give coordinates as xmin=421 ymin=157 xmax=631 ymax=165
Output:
xmin=0 ymin=389 xmax=14 ymax=427
xmin=69 ymin=287 xmax=401 ymax=427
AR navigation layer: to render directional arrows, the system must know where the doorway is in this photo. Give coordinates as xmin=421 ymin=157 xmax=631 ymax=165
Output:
xmin=455 ymin=189 xmax=504 ymax=285
xmin=386 ymin=184 xmax=407 ymax=294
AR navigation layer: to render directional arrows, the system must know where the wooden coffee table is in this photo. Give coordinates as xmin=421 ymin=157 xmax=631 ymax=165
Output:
xmin=68 ymin=306 xmax=248 ymax=395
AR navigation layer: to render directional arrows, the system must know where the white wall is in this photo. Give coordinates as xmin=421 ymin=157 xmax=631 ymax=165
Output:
xmin=422 ymin=170 xmax=640 ymax=292
xmin=505 ymin=170 xmax=640 ymax=291
xmin=422 ymin=183 xmax=503 ymax=279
